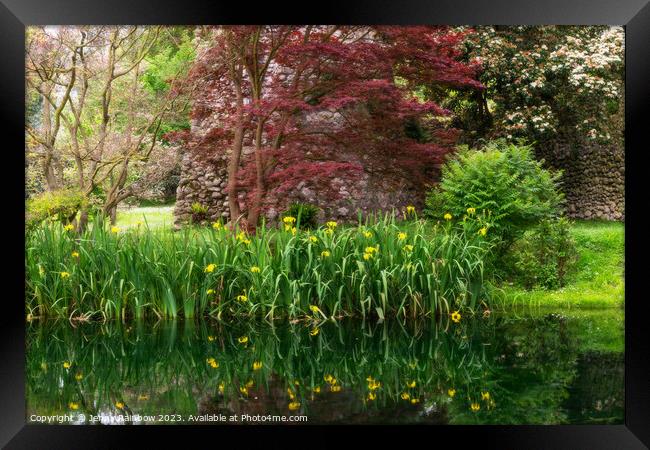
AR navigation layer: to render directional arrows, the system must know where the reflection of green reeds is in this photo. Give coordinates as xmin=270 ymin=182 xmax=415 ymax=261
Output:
xmin=26 ymin=215 xmax=489 ymax=320
xmin=26 ymin=317 xmax=496 ymax=421
xmin=27 ymin=312 xmax=623 ymax=424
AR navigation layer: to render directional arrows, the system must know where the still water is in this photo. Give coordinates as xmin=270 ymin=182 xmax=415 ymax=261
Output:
xmin=26 ymin=309 xmax=623 ymax=425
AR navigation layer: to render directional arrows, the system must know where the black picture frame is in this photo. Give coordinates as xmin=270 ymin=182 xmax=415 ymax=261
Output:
xmin=2 ymin=1 xmax=648 ymax=447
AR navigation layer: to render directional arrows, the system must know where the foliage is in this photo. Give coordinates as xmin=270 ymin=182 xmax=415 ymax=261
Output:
xmin=425 ymin=140 xmax=564 ymax=250
xmin=281 ymin=203 xmax=321 ymax=230
xmin=190 ymin=202 xmax=209 ymax=222
xmin=25 ymin=215 xmax=491 ymax=320
xmin=26 ymin=189 xmax=86 ymax=230
xmin=502 ymin=218 xmax=578 ymax=289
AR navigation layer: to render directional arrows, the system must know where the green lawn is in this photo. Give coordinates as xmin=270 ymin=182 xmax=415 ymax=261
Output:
xmin=115 ymin=206 xmax=624 ymax=311
xmin=496 ymin=220 xmax=624 ymax=310
xmin=116 ymin=205 xmax=175 ymax=229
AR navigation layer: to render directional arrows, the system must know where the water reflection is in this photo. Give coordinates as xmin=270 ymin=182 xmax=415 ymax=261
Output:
xmin=26 ymin=311 xmax=623 ymax=424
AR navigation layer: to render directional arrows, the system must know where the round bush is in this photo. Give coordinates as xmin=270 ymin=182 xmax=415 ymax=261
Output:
xmin=425 ymin=140 xmax=564 ymax=249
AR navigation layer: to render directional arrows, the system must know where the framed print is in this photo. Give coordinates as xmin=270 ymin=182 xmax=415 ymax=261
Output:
xmin=1 ymin=0 xmax=649 ymax=447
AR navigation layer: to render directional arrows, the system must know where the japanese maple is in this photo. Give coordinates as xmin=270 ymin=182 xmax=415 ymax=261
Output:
xmin=181 ymin=26 xmax=483 ymax=229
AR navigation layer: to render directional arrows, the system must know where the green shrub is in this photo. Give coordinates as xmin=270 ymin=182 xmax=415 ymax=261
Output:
xmin=190 ymin=202 xmax=209 ymax=223
xmin=26 ymin=189 xmax=86 ymax=230
xmin=424 ymin=140 xmax=564 ymax=251
xmin=282 ymin=202 xmax=321 ymax=229
xmin=503 ymin=218 xmax=578 ymax=289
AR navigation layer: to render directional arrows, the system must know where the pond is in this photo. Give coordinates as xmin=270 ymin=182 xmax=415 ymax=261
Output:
xmin=26 ymin=309 xmax=624 ymax=425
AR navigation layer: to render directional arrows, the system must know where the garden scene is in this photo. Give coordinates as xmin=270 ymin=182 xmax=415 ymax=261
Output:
xmin=25 ymin=26 xmax=624 ymax=424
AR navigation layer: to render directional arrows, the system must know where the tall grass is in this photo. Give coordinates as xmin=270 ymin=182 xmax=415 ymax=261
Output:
xmin=26 ymin=214 xmax=491 ymax=320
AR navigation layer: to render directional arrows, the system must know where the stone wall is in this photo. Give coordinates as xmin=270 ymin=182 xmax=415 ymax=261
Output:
xmin=173 ymin=150 xmax=231 ymax=228
xmin=173 ymin=147 xmax=428 ymax=227
xmin=174 ymin=141 xmax=625 ymax=227
xmin=536 ymin=143 xmax=624 ymax=221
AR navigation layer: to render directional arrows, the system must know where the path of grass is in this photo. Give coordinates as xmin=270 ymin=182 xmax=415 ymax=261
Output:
xmin=496 ymin=220 xmax=624 ymax=310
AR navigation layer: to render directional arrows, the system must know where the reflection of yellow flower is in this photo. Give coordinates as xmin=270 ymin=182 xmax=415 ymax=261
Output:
xmin=204 ymin=264 xmax=216 ymax=273
xmin=325 ymin=228 xmax=334 ymax=235
xmin=63 ymin=361 xmax=71 ymax=369
xmin=410 ymin=398 xmax=420 ymax=404
xmin=481 ymin=391 xmax=490 ymax=401
xmin=397 ymin=232 xmax=407 ymax=241
xmin=330 ymin=385 xmax=342 ymax=392
xmin=115 ymin=401 xmax=124 ymax=409
xmin=246 ymin=380 xmax=254 ymax=388
xmin=367 ymin=392 xmax=377 ymax=401
xmin=367 ymin=379 xmax=381 ymax=390
xmin=401 ymin=392 xmax=410 ymax=400
xmin=253 ymin=361 xmax=263 ymax=371
xmin=75 ymin=372 xmax=83 ymax=381
xmin=287 ymin=388 xmax=295 ymax=400
xmin=313 ymin=386 xmax=321 ymax=393
xmin=68 ymin=402 xmax=79 ymax=410
xmin=239 ymin=386 xmax=248 ymax=396
xmin=310 ymin=328 xmax=319 ymax=336
xmin=451 ymin=311 xmax=461 ymax=323
xmin=288 ymin=401 xmax=301 ymax=411
xmin=448 ymin=388 xmax=456 ymax=398
xmin=208 ymin=335 xmax=215 ymax=341
xmin=238 ymin=336 xmax=249 ymax=344
xmin=407 ymin=380 xmax=416 ymax=388
xmin=138 ymin=394 xmax=149 ymax=401
xmin=321 ymin=250 xmax=330 ymax=258
xmin=309 ymin=304 xmax=321 ymax=314
xmin=324 ymin=374 xmax=334 ymax=384
xmin=218 ymin=382 xmax=225 ymax=394
xmin=471 ymin=403 xmax=481 ymax=412
xmin=71 ymin=251 xmax=80 ymax=258
xmin=60 ymin=272 xmax=70 ymax=279
xmin=363 ymin=253 xmax=372 ymax=261
xmin=250 ymin=266 xmax=261 ymax=273
xmin=403 ymin=245 xmax=414 ymax=252
xmin=443 ymin=213 xmax=452 ymax=221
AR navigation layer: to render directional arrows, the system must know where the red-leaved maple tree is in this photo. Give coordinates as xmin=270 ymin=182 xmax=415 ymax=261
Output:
xmin=176 ymin=26 xmax=482 ymax=229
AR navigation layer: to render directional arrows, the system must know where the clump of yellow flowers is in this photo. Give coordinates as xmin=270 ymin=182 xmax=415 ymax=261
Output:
xmin=320 ymin=250 xmax=331 ymax=258
xmin=206 ymin=357 xmax=219 ymax=369
xmin=64 ymin=224 xmax=75 ymax=231
xmin=236 ymin=294 xmax=248 ymax=303
xmin=250 ymin=266 xmax=261 ymax=273
xmin=204 ymin=263 xmax=216 ymax=273
xmin=253 ymin=361 xmax=263 ymax=371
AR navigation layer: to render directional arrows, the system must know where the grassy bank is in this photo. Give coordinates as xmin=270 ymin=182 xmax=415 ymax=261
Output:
xmin=496 ymin=221 xmax=624 ymax=310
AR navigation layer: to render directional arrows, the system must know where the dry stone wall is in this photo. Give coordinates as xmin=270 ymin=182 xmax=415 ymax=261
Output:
xmin=536 ymin=143 xmax=624 ymax=221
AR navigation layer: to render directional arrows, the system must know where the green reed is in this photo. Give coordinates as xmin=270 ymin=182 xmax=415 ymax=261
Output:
xmin=26 ymin=213 xmax=491 ymax=320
